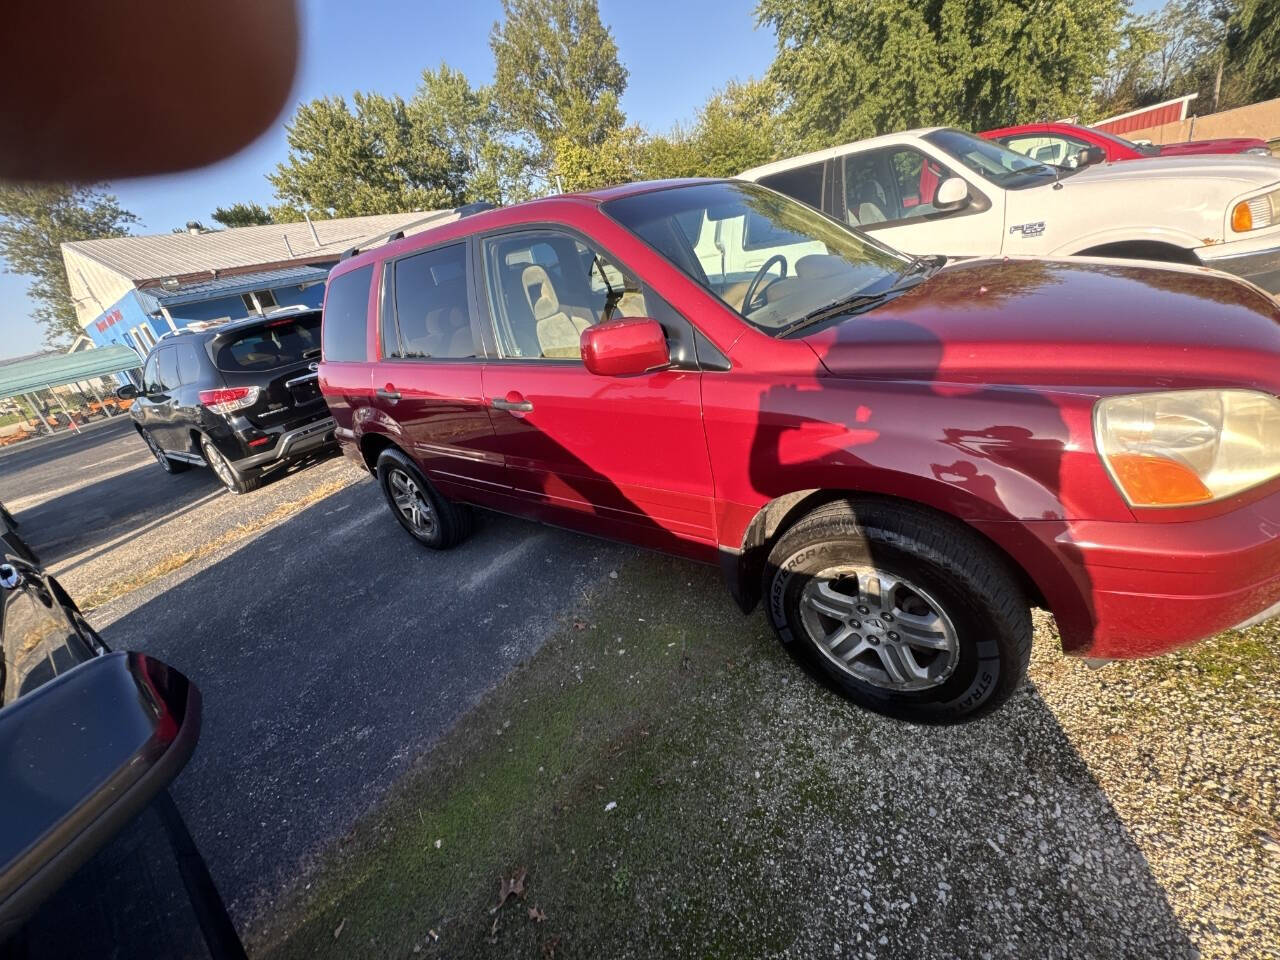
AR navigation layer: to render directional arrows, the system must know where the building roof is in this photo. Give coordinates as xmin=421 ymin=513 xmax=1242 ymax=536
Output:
xmin=62 ymin=211 xmax=444 ymax=286
xmin=1094 ymin=94 xmax=1199 ymax=136
xmin=0 ymin=345 xmax=142 ymax=401
xmin=136 ymin=264 xmax=331 ymax=312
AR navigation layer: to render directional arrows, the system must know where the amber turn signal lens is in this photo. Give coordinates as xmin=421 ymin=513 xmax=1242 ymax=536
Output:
xmin=1231 ymin=201 xmax=1253 ymax=232
xmin=1108 ymin=453 xmax=1214 ymax=506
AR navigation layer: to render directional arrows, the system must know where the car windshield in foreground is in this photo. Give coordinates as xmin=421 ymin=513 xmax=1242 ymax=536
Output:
xmin=603 ymin=181 xmax=906 ymax=335
xmin=214 ymin=313 xmax=322 ymax=371
xmin=924 ymin=128 xmax=1061 ymax=189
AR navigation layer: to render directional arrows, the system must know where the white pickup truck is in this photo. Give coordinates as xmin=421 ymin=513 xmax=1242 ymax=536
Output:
xmin=737 ymin=127 xmax=1280 ymax=294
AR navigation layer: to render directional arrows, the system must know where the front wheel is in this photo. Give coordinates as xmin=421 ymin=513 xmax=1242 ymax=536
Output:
xmin=140 ymin=428 xmax=188 ymax=474
xmin=764 ymin=500 xmax=1031 ymax=722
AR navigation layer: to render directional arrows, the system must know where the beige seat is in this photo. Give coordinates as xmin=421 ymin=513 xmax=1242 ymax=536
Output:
xmin=422 ymin=305 xmax=472 ymax=357
xmin=523 ymin=265 xmax=594 ymax=358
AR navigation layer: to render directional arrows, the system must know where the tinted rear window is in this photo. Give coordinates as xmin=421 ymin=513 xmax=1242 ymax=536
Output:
xmin=215 ymin=314 xmax=322 ymax=372
xmin=322 ymin=265 xmax=374 ymax=362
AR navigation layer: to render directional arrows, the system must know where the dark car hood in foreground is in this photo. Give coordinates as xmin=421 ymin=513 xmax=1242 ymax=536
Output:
xmin=804 ymin=256 xmax=1280 ymax=391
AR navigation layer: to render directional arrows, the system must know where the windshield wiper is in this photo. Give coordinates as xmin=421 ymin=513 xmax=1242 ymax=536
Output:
xmin=778 ymin=291 xmax=891 ymax=337
xmin=892 ymin=253 xmax=946 ymax=286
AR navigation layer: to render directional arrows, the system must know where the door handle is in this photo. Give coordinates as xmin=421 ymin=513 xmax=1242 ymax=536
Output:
xmin=376 ymin=387 xmax=401 ymax=401
xmin=491 ymin=396 xmax=533 ymax=412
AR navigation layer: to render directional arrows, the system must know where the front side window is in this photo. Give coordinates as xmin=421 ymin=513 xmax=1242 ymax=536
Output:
xmin=321 ymin=265 xmax=373 ymax=363
xmin=923 ymin=128 xmax=1059 ymax=189
xmin=605 ymin=181 xmax=904 ymax=335
xmin=842 ymin=148 xmax=959 ymax=226
xmin=1000 ymin=133 xmax=1092 ymax=168
xmin=142 ymin=355 xmax=161 ymax=394
xmin=482 ymin=230 xmax=648 ymax=360
xmin=384 ymin=243 xmax=474 ymax=359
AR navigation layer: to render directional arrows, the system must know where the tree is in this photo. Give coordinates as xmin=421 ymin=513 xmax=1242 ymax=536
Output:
xmin=639 ymin=79 xmax=783 ymax=180
xmin=1227 ymin=0 xmax=1280 ymax=103
xmin=212 ymin=202 xmax=275 ymax=227
xmin=0 ymin=183 xmax=137 ymax=346
xmin=269 ymin=92 xmax=468 ymax=217
xmin=759 ymin=0 xmax=1126 ymax=148
xmin=409 ymin=65 xmax=537 ymax=204
xmin=490 ymin=0 xmax=628 ymax=164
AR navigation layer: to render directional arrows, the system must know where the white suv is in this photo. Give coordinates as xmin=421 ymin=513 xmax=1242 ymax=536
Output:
xmin=739 ymin=127 xmax=1280 ymax=294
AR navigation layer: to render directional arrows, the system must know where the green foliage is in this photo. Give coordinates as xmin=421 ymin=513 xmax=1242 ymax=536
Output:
xmin=0 ymin=183 xmax=137 ymax=346
xmin=490 ymin=0 xmax=629 ymax=163
xmin=759 ymin=0 xmax=1126 ymax=148
xmin=268 ymin=92 xmax=468 ymax=217
xmin=549 ymin=126 xmax=646 ymax=192
xmin=640 ymin=79 xmax=784 ymax=180
xmin=211 ymin=202 xmax=275 ymax=228
xmin=1227 ymin=0 xmax=1280 ymax=103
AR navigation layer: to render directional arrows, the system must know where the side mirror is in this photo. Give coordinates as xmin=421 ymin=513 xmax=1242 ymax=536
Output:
xmin=0 ymin=652 xmax=201 ymax=937
xmin=933 ymin=177 xmax=969 ymax=210
xmin=115 ymin=383 xmax=137 ymax=400
xmin=1076 ymin=146 xmax=1106 ymax=168
xmin=581 ymin=317 xmax=670 ymax=377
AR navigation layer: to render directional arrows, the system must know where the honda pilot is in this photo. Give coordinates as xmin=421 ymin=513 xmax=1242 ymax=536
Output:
xmin=318 ymin=178 xmax=1280 ymax=722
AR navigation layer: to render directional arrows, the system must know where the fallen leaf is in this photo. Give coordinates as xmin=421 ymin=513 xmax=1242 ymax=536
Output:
xmin=572 ymin=618 xmax=588 ymax=630
xmin=486 ymin=916 xmax=499 ymax=944
xmin=543 ymin=934 xmax=562 ymax=958
xmin=491 ymin=866 xmax=529 ymax=912
xmin=332 ymin=918 xmax=346 ymax=940
xmin=511 ymin=866 xmax=527 ymax=898
xmin=529 ymin=905 xmax=547 ymax=923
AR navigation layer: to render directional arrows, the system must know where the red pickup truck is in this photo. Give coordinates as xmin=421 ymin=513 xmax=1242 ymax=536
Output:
xmin=319 ymin=178 xmax=1280 ymax=722
xmin=983 ymin=121 xmax=1271 ymax=166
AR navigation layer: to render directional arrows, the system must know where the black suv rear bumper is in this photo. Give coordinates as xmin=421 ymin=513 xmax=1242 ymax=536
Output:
xmin=230 ymin=416 xmax=336 ymax=472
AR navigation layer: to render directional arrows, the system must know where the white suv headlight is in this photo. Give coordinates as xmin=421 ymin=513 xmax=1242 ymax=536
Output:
xmin=1094 ymin=389 xmax=1280 ymax=507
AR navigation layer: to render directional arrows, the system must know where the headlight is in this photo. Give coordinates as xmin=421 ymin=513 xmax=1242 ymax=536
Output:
xmin=1244 ymin=147 xmax=1273 ymax=157
xmin=1094 ymin=389 xmax=1280 ymax=507
xmin=1231 ymin=188 xmax=1280 ymax=231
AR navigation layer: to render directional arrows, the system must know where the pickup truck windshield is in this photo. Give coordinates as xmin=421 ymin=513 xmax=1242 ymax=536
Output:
xmin=924 ymin=129 xmax=1061 ymax=189
xmin=603 ymin=181 xmax=905 ymax=334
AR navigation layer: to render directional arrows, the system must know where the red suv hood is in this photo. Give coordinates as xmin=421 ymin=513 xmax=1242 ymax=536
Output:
xmin=803 ymin=257 xmax=1280 ymax=391
xmin=1157 ymin=137 xmax=1269 ymax=156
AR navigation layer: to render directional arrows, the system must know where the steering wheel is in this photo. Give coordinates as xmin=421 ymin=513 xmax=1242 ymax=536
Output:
xmin=741 ymin=254 xmax=788 ymax=313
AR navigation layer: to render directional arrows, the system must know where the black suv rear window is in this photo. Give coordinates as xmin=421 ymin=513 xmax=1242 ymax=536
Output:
xmin=322 ymin=265 xmax=374 ymax=362
xmin=214 ymin=314 xmax=322 ymax=372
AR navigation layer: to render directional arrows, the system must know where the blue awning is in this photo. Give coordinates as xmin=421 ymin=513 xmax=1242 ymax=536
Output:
xmin=136 ymin=264 xmax=332 ymax=312
xmin=0 ymin=346 xmax=144 ymax=400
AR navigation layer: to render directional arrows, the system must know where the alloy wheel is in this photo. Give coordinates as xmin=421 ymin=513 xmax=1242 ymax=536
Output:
xmin=798 ymin=564 xmax=960 ymax=692
xmin=201 ymin=437 xmax=237 ymax=490
xmin=388 ymin=468 xmax=437 ymax=538
xmin=143 ymin=430 xmax=167 ymax=467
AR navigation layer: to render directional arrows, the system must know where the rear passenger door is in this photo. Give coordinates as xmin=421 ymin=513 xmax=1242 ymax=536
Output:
xmin=476 ymin=227 xmax=717 ymax=557
xmin=371 ymin=242 xmax=506 ymax=500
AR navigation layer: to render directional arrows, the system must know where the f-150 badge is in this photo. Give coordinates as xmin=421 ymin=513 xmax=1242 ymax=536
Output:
xmin=1009 ymin=221 xmax=1046 ymax=238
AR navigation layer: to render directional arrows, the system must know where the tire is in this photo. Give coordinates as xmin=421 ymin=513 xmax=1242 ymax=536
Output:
xmin=376 ymin=447 xmax=471 ymax=549
xmin=763 ymin=499 xmax=1031 ymax=722
xmin=140 ymin=427 xmax=189 ymax=474
xmin=200 ymin=434 xmax=261 ymax=495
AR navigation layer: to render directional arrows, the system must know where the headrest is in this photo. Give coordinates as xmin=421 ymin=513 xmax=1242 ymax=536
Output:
xmin=795 ymin=254 xmax=852 ymax=280
xmin=522 ymin=265 xmax=559 ymax=321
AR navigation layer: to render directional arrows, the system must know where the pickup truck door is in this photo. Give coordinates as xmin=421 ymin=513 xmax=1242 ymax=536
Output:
xmin=833 ymin=144 xmax=1005 ymax=258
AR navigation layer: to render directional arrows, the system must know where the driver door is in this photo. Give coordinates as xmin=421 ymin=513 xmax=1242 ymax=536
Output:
xmin=834 ymin=145 xmax=1004 ymax=258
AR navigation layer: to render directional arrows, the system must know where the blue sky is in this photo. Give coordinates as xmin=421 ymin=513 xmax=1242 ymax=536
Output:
xmin=0 ymin=0 xmax=776 ymax=358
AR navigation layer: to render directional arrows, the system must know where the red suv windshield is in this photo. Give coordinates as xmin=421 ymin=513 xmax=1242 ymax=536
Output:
xmin=604 ymin=181 xmax=905 ymax=334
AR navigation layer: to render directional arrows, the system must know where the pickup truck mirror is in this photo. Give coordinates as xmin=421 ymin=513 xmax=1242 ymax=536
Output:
xmin=114 ymin=383 xmax=138 ymax=401
xmin=933 ymin=177 xmax=969 ymax=211
xmin=0 ymin=652 xmax=201 ymax=939
xmin=581 ymin=317 xmax=670 ymax=377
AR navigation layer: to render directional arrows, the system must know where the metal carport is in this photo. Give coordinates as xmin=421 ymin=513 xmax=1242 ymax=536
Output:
xmin=0 ymin=345 xmax=143 ymax=439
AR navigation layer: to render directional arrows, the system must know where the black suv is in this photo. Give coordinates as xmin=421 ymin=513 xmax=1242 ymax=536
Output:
xmin=119 ymin=308 xmax=335 ymax=493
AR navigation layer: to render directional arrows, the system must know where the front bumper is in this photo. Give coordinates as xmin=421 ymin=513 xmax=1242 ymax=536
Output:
xmin=976 ymin=485 xmax=1280 ymax=659
xmin=231 ymin=416 xmax=336 ymax=471
xmin=1196 ymin=237 xmax=1280 ymax=295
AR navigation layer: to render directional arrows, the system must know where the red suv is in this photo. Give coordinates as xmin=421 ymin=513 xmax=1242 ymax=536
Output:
xmin=319 ymin=179 xmax=1280 ymax=721
xmin=982 ymin=121 xmax=1271 ymax=166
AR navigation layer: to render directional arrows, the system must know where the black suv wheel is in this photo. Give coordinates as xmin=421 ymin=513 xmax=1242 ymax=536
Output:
xmin=200 ymin=435 xmax=260 ymax=495
xmin=140 ymin=428 xmax=188 ymax=474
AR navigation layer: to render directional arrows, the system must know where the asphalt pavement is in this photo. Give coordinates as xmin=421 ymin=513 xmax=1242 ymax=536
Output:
xmin=0 ymin=422 xmax=634 ymax=926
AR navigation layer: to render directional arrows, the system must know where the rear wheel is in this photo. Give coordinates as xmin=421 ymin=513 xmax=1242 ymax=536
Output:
xmin=764 ymin=500 xmax=1031 ymax=722
xmin=376 ymin=447 xmax=471 ymax=549
xmin=200 ymin=434 xmax=260 ymax=494
xmin=140 ymin=428 xmax=188 ymax=474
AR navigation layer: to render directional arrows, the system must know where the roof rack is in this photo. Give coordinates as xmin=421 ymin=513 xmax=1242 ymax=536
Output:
xmin=339 ymin=201 xmax=497 ymax=260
